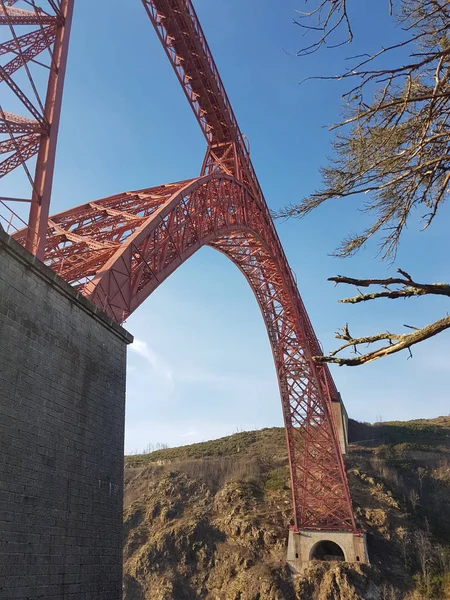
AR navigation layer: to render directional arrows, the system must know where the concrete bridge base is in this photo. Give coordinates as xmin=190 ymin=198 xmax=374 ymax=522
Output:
xmin=287 ymin=529 xmax=369 ymax=573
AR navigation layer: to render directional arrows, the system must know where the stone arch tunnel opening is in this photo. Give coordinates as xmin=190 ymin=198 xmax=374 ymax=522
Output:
xmin=310 ymin=540 xmax=345 ymax=562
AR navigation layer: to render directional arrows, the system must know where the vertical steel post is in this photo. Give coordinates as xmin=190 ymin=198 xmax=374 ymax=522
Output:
xmin=26 ymin=0 xmax=74 ymax=259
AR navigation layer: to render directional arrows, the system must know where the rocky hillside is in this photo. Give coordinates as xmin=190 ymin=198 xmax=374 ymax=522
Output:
xmin=123 ymin=417 xmax=450 ymax=600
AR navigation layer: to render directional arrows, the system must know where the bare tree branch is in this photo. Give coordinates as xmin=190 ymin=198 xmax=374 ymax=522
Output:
xmin=294 ymin=0 xmax=353 ymax=56
xmin=313 ymin=269 xmax=450 ymax=365
xmin=278 ymin=1 xmax=450 ymax=366
xmin=279 ymin=0 xmax=450 ymax=261
xmin=329 ymin=269 xmax=450 ymax=302
xmin=314 ymin=315 xmax=450 ymax=365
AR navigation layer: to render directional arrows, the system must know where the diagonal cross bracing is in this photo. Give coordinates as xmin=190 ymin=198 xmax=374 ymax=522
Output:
xmin=10 ymin=0 xmax=359 ymax=536
xmin=0 ymin=0 xmax=72 ymax=251
xmin=15 ymin=174 xmax=357 ymax=533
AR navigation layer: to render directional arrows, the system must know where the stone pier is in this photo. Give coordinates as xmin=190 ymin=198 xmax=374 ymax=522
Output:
xmin=0 ymin=230 xmax=132 ymax=599
xmin=287 ymin=529 xmax=369 ymax=572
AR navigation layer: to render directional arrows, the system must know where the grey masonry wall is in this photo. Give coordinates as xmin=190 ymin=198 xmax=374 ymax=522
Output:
xmin=0 ymin=229 xmax=132 ymax=599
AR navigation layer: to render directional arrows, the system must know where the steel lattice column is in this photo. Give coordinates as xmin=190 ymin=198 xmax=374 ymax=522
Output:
xmin=0 ymin=0 xmax=73 ymax=257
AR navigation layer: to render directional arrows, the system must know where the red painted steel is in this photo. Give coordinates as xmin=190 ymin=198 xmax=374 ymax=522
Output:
xmin=11 ymin=0 xmax=359 ymax=533
xmin=14 ymin=173 xmax=357 ymax=532
xmin=0 ymin=0 xmax=73 ymax=258
xmin=141 ymin=0 xmax=341 ymax=406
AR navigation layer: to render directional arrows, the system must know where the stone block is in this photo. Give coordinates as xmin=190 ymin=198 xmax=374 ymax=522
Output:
xmin=287 ymin=528 xmax=369 ymax=572
xmin=0 ymin=230 xmax=132 ymax=599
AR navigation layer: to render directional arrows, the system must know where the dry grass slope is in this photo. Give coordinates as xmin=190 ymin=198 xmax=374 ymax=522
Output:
xmin=123 ymin=417 xmax=450 ymax=600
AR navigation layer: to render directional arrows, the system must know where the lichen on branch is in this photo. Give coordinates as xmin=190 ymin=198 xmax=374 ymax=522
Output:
xmin=280 ymin=1 xmax=450 ymax=365
xmin=313 ymin=269 xmax=450 ymax=366
xmin=280 ymin=0 xmax=450 ymax=261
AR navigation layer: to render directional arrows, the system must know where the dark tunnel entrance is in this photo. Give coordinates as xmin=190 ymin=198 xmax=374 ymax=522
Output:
xmin=310 ymin=540 xmax=345 ymax=561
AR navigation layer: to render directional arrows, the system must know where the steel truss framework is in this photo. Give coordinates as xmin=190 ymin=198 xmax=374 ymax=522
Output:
xmin=0 ymin=0 xmax=73 ymax=257
xmin=14 ymin=173 xmax=357 ymax=532
xmin=9 ymin=0 xmax=359 ymax=532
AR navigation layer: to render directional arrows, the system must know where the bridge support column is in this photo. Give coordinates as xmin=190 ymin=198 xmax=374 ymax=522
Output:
xmin=0 ymin=230 xmax=133 ymax=600
xmin=332 ymin=394 xmax=349 ymax=455
xmin=287 ymin=529 xmax=369 ymax=573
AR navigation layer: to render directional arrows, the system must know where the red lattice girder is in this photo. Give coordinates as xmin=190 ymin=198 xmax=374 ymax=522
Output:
xmin=0 ymin=27 xmax=56 ymax=81
xmin=0 ymin=0 xmax=73 ymax=257
xmin=0 ymin=111 xmax=42 ymax=134
xmin=142 ymin=0 xmax=342 ymax=406
xmin=10 ymin=0 xmax=359 ymax=536
xmin=0 ymin=133 xmax=41 ymax=176
xmin=0 ymin=5 xmax=57 ymax=26
xmin=14 ymin=173 xmax=356 ymax=532
xmin=141 ymin=0 xmax=260 ymax=196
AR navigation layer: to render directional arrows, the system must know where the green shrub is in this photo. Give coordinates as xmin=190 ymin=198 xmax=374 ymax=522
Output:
xmin=264 ymin=467 xmax=289 ymax=492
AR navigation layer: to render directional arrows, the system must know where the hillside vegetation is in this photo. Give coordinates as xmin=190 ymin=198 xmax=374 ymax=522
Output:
xmin=123 ymin=417 xmax=450 ymax=600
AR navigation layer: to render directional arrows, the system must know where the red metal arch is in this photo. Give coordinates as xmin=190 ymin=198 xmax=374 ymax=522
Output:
xmin=14 ymin=172 xmax=356 ymax=531
xmin=4 ymin=0 xmax=362 ymax=545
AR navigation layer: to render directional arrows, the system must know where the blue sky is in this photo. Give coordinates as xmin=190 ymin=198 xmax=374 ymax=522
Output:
xmin=5 ymin=1 xmax=450 ymax=452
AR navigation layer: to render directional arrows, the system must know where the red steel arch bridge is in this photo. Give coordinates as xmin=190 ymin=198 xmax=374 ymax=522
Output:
xmin=0 ymin=0 xmax=365 ymax=553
